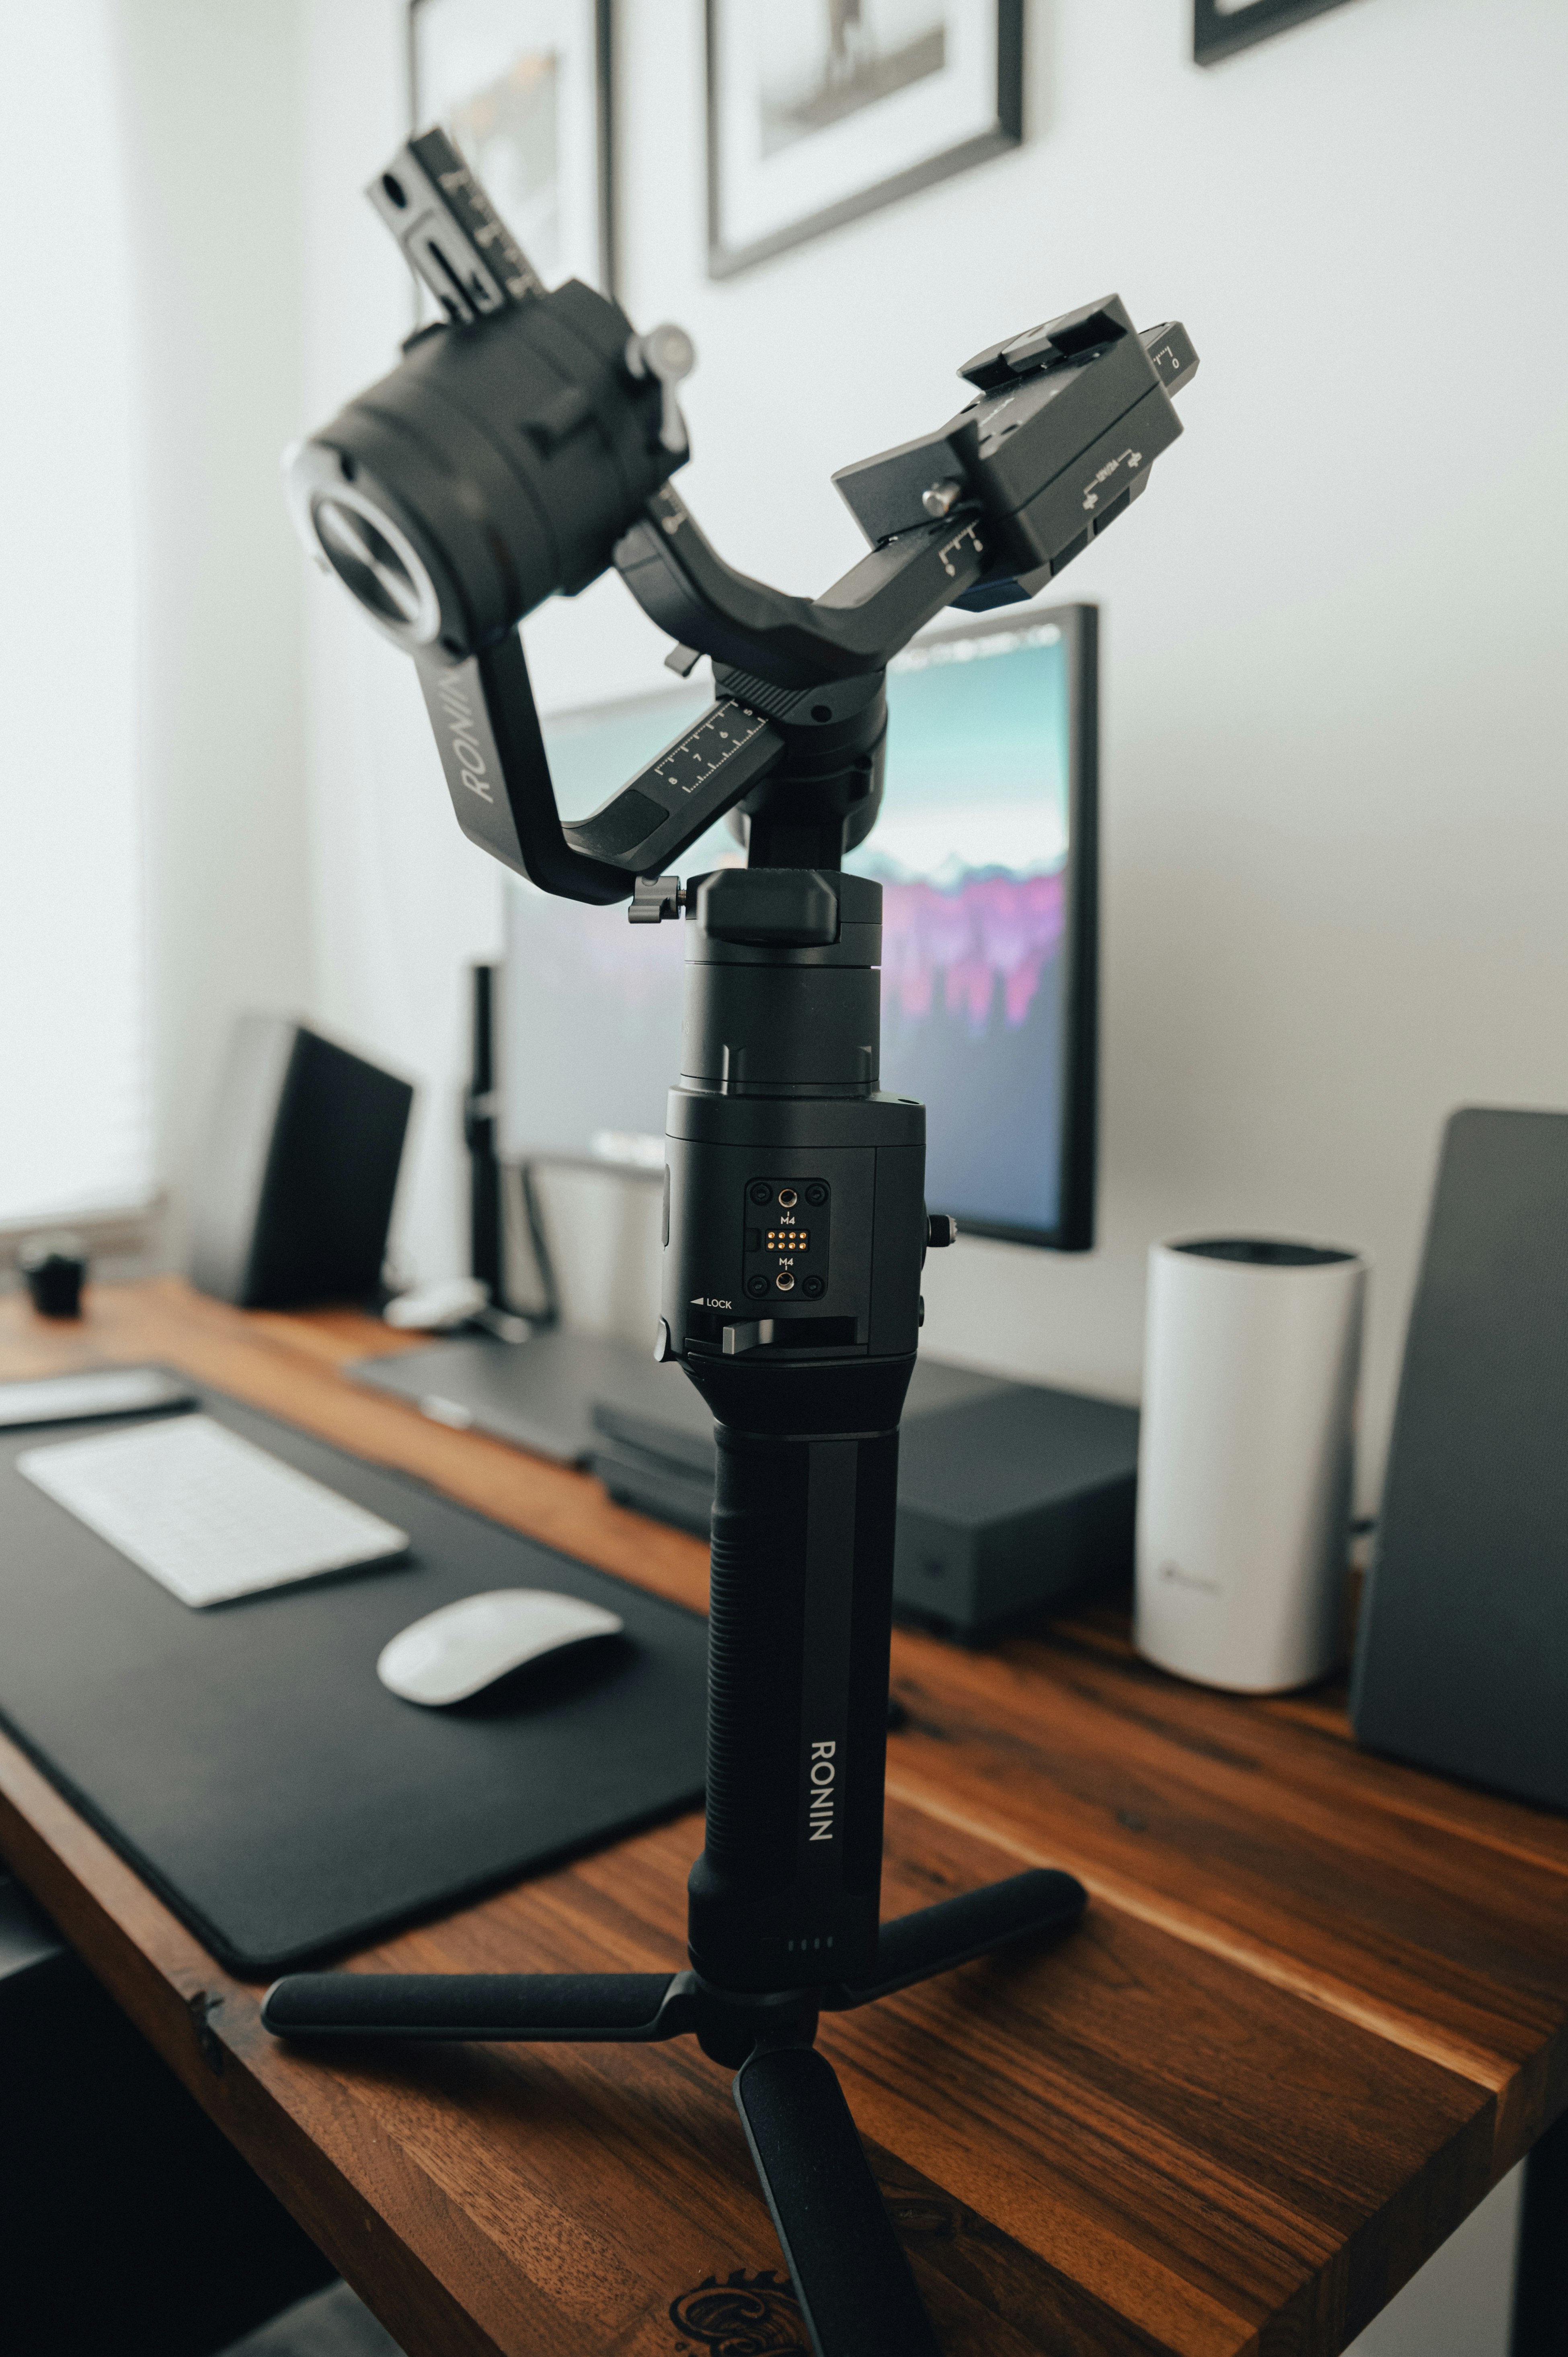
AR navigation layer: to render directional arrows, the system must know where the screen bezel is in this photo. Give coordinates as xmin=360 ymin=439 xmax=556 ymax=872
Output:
xmin=878 ymin=600 xmax=1098 ymax=1256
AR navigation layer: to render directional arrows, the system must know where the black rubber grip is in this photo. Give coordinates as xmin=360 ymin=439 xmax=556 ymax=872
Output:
xmin=261 ymin=1971 xmax=676 ymax=2040
xmin=704 ymin=1425 xmax=897 ymax=1896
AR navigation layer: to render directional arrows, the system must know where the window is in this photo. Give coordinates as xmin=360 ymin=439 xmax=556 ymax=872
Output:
xmin=0 ymin=1 xmax=152 ymax=1230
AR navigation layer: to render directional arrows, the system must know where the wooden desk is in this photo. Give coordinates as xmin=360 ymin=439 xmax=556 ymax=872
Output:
xmin=2 ymin=1278 xmax=1564 ymax=2357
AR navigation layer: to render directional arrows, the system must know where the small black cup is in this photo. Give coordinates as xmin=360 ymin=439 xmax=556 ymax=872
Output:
xmin=18 ymin=1231 xmax=88 ymax=1319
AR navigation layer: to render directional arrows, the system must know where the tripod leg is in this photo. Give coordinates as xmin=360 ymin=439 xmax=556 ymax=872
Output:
xmin=735 ymin=2045 xmax=941 ymax=2357
xmin=261 ymin=1971 xmax=699 ymax=2043
xmin=828 ymin=1868 xmax=1088 ymax=2007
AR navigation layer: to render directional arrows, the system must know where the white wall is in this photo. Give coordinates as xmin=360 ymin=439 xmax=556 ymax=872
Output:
xmin=115 ymin=0 xmax=315 ymax=1261
xmin=0 ymin=3 xmax=147 ymax=1233
xmin=299 ymin=0 xmax=1568 ymax=1513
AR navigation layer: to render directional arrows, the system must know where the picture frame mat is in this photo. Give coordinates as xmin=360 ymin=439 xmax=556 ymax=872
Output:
xmin=713 ymin=4 xmax=1000 ymax=250
xmin=409 ymin=0 xmax=613 ymax=294
xmin=707 ymin=0 xmax=1022 ymax=279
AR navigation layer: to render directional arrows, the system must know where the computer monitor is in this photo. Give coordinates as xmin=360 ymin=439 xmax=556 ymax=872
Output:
xmin=499 ymin=603 xmax=1098 ymax=1248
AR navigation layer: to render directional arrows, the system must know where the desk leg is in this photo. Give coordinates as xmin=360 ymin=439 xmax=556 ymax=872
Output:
xmin=1510 ymin=2107 xmax=1568 ymax=2356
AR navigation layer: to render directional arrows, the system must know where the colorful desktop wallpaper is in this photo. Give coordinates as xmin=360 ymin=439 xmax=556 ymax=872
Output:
xmin=502 ymin=619 xmax=1075 ymax=1234
xmin=848 ymin=624 xmax=1072 ymax=1232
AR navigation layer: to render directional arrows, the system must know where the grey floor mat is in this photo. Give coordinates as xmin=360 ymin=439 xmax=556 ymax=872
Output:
xmin=218 ymin=2279 xmax=404 ymax=2357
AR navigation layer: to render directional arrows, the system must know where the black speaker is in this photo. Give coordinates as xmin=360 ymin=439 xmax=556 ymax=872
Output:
xmin=1352 ymin=1106 xmax=1568 ymax=1808
xmin=190 ymin=1015 xmax=413 ymax=1310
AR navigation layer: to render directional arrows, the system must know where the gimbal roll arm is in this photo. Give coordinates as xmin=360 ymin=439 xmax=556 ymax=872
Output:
xmin=415 ymin=630 xmax=902 ymax=906
xmin=411 ymin=485 xmax=991 ymax=902
xmin=413 ymin=632 xmax=786 ymax=902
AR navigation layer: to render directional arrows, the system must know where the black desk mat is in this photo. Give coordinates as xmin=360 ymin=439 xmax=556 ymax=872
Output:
xmin=0 ymin=1384 xmax=707 ymax=1974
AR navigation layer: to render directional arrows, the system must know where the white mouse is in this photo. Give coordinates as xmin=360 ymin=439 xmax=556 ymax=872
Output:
xmin=376 ymin=1589 xmax=625 ymax=1707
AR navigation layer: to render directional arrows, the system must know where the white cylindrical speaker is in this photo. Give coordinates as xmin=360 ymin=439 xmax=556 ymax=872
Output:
xmin=1135 ymin=1237 xmax=1366 ymax=1693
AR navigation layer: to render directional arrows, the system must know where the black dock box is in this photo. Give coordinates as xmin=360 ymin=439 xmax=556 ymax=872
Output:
xmin=891 ymin=1381 xmax=1139 ymax=1635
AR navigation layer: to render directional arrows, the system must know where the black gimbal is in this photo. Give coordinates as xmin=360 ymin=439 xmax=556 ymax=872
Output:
xmin=266 ymin=129 xmax=1197 ymax=2357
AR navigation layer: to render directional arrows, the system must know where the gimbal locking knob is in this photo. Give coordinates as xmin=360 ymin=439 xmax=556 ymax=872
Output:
xmin=626 ymin=324 xmax=696 ymax=454
xmin=921 ymin=479 xmax=964 ymax=520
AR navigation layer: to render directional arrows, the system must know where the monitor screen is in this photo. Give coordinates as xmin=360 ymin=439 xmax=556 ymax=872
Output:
xmin=500 ymin=604 xmax=1096 ymax=1247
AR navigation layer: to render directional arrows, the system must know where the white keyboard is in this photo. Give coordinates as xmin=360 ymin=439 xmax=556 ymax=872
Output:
xmin=19 ymin=1414 xmax=408 ymax=1607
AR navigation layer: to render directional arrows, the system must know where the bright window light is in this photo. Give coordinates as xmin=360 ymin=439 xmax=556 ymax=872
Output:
xmin=0 ymin=0 xmax=152 ymax=1229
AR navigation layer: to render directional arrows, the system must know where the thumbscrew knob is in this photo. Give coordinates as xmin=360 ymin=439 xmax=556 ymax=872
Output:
xmin=626 ymin=323 xmax=696 ymax=453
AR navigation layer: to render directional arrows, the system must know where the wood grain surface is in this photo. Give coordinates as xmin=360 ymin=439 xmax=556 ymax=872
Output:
xmin=1 ymin=1277 xmax=1564 ymax=2357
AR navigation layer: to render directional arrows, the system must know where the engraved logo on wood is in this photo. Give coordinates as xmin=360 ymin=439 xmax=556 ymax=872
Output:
xmin=669 ymin=2268 xmax=807 ymax=2355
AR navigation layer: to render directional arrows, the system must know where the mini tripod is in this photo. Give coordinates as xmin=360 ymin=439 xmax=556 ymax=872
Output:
xmin=271 ymin=128 xmax=1194 ymax=2354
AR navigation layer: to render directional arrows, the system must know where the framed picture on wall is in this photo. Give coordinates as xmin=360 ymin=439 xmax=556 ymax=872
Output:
xmin=409 ymin=0 xmax=614 ymax=294
xmin=706 ymin=0 xmax=1024 ymax=280
xmin=1194 ymin=0 xmax=1358 ymax=67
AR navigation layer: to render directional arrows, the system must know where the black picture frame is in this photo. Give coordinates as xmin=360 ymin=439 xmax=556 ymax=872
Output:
xmin=706 ymin=0 xmax=1023 ymax=281
xmin=408 ymin=0 xmax=616 ymax=296
xmin=1194 ymin=0 xmax=1359 ymax=67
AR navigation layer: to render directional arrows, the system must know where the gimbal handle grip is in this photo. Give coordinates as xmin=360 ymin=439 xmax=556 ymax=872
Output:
xmin=690 ymin=1422 xmax=900 ymax=1991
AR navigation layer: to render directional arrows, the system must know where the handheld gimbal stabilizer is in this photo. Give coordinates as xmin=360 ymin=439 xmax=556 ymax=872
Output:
xmin=265 ymin=129 xmax=1197 ymax=2356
